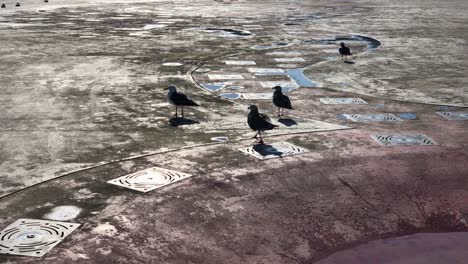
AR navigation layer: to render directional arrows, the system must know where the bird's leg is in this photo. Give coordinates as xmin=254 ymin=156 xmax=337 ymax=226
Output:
xmin=281 ymin=108 xmax=285 ymax=116
xmin=175 ymin=106 xmax=178 ymax=117
xmin=277 ymin=107 xmax=281 ymax=117
xmin=181 ymin=106 xmax=184 ymax=118
xmin=252 ymin=131 xmax=258 ymax=139
xmin=258 ymin=131 xmax=264 ymax=144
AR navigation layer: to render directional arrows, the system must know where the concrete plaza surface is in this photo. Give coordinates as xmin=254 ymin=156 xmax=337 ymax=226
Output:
xmin=0 ymin=0 xmax=467 ymax=263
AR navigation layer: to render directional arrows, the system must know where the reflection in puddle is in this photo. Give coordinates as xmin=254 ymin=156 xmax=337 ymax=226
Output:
xmin=201 ymin=83 xmax=226 ymax=92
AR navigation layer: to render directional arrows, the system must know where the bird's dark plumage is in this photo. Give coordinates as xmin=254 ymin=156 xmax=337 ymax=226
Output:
xmin=272 ymin=86 xmax=293 ymax=117
xmin=273 ymin=89 xmax=293 ymax=110
xmin=247 ymin=105 xmax=277 ymax=144
xmin=339 ymin=42 xmax=351 ymax=56
xmin=167 ymin=85 xmax=198 ymax=117
xmin=167 ymin=86 xmax=199 ymax=107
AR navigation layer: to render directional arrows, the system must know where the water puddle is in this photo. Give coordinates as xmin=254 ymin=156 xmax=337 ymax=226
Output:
xmin=201 ymin=83 xmax=228 ymax=92
xmin=395 ymin=112 xmax=417 ymax=120
xmin=219 ymin=93 xmax=240 ymax=100
xmin=286 ymin=68 xmax=316 ymax=88
xmin=315 ymin=232 xmax=468 ymax=264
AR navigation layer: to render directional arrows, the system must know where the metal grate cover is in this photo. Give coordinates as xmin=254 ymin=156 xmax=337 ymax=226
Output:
xmin=208 ymin=74 xmax=244 ymax=80
xmin=274 ymin=57 xmax=306 ymax=62
xmin=248 ymin=68 xmax=285 ymax=75
xmin=0 ymin=219 xmax=80 ymax=257
xmin=107 ymin=167 xmax=192 ymax=193
xmin=342 ymin=113 xmax=402 ymax=122
xmin=240 ymin=93 xmax=273 ymax=100
xmin=239 ymin=142 xmax=309 ymax=160
xmin=372 ymin=134 xmax=437 ymax=146
xmin=436 ymin=112 xmax=468 ymax=120
xmin=268 ymin=51 xmax=302 ymax=56
xmin=225 ymin=60 xmax=256 ymax=65
xmin=320 ymin=98 xmax=368 ymax=105
xmin=260 ymin=81 xmax=299 ymax=89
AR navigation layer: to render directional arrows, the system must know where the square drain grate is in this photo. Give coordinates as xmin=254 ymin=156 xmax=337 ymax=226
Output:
xmin=268 ymin=51 xmax=302 ymax=56
xmin=274 ymin=57 xmax=306 ymax=62
xmin=239 ymin=142 xmax=309 ymax=160
xmin=320 ymin=98 xmax=368 ymax=105
xmin=241 ymin=93 xmax=273 ymax=100
xmin=436 ymin=112 xmax=468 ymax=120
xmin=372 ymin=134 xmax=437 ymax=146
xmin=0 ymin=219 xmax=80 ymax=257
xmin=260 ymin=81 xmax=299 ymax=89
xmin=342 ymin=113 xmax=402 ymax=122
xmin=107 ymin=167 xmax=192 ymax=193
xmin=225 ymin=60 xmax=256 ymax=65
xmin=208 ymin=74 xmax=244 ymax=80
xmin=248 ymin=68 xmax=285 ymax=75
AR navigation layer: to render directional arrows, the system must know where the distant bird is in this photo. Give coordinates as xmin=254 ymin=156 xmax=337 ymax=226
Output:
xmin=1 ymin=3 xmax=5 ymax=8
xmin=15 ymin=2 xmax=20 ymax=6
xmin=339 ymin=42 xmax=352 ymax=61
xmin=44 ymin=0 xmax=48 ymax=2
xmin=247 ymin=105 xmax=278 ymax=144
xmin=166 ymin=85 xmax=199 ymax=118
xmin=272 ymin=86 xmax=293 ymax=117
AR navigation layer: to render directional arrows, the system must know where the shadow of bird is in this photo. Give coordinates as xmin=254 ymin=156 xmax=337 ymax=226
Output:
xmin=168 ymin=117 xmax=199 ymax=127
xmin=253 ymin=143 xmax=284 ymax=157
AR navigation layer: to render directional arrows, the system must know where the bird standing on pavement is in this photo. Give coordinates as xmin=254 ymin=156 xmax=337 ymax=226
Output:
xmin=247 ymin=105 xmax=277 ymax=144
xmin=166 ymin=85 xmax=199 ymax=118
xmin=272 ymin=86 xmax=293 ymax=117
xmin=339 ymin=42 xmax=352 ymax=61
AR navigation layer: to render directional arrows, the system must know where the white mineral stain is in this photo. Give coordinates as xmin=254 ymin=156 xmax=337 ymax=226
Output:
xmin=43 ymin=205 xmax=82 ymax=221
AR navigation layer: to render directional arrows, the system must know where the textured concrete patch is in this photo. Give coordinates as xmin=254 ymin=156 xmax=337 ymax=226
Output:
xmin=43 ymin=206 xmax=82 ymax=221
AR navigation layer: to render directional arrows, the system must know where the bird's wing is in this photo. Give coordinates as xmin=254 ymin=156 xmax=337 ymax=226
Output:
xmin=171 ymin=91 xmax=198 ymax=106
xmin=259 ymin=113 xmax=272 ymax=123
xmin=280 ymin=94 xmax=293 ymax=109
xmin=171 ymin=92 xmax=188 ymax=103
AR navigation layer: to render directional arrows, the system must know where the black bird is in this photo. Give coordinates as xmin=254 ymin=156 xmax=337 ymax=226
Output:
xmin=247 ymin=105 xmax=278 ymax=144
xmin=272 ymin=86 xmax=293 ymax=117
xmin=339 ymin=42 xmax=352 ymax=61
xmin=166 ymin=85 xmax=199 ymax=118
xmin=1 ymin=3 xmax=5 ymax=8
xmin=15 ymin=2 xmax=20 ymax=6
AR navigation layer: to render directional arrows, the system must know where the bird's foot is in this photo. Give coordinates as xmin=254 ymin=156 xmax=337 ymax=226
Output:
xmin=258 ymin=140 xmax=264 ymax=145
